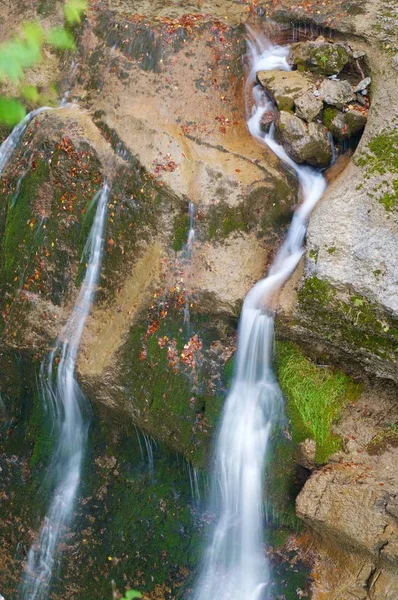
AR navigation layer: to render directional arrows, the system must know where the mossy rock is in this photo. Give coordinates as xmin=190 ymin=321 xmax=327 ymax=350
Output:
xmin=291 ymin=41 xmax=351 ymax=76
xmin=112 ymin=298 xmax=233 ymax=466
xmin=295 ymin=275 xmax=398 ymax=380
xmin=355 ymin=130 xmax=398 ymax=211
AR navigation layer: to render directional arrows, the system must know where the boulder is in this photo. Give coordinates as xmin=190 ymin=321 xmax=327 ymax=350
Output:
xmin=276 ymin=110 xmax=332 ymax=167
xmin=291 ymin=40 xmax=351 ymax=76
xmin=324 ymin=107 xmax=368 ymax=140
xmin=319 ymin=78 xmax=355 ymax=109
xmin=345 ymin=108 xmax=368 ymax=134
xmin=256 ymin=69 xmax=315 ymax=111
xmin=294 ymin=91 xmax=323 ymax=122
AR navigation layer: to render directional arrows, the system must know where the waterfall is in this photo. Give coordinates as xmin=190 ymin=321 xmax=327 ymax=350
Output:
xmin=193 ymin=32 xmax=326 ymax=600
xmin=19 ymin=184 xmax=109 ymax=600
xmin=0 ymin=107 xmax=51 ymax=176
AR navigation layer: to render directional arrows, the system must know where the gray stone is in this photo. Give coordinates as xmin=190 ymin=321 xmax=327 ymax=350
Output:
xmin=276 ymin=110 xmax=332 ymax=167
xmin=256 ymin=69 xmax=315 ymax=111
xmin=319 ymin=78 xmax=355 ymax=108
xmin=354 ymin=77 xmax=371 ymax=93
xmin=294 ymin=91 xmax=323 ymax=122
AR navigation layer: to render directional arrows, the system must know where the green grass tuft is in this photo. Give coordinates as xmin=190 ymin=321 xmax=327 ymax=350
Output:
xmin=275 ymin=341 xmax=360 ymax=463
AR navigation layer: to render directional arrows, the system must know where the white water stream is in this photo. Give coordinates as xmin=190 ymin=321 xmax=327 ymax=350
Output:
xmin=19 ymin=184 xmax=109 ymax=600
xmin=0 ymin=108 xmax=51 ymax=176
xmin=194 ymin=33 xmax=326 ymax=600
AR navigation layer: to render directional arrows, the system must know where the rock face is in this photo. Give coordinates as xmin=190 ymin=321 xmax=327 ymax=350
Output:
xmin=0 ymin=7 xmax=300 ymax=465
xmin=296 ymin=382 xmax=398 ymax=599
xmin=271 ymin=1 xmax=398 ymax=598
xmin=276 ymin=110 xmax=332 ymax=167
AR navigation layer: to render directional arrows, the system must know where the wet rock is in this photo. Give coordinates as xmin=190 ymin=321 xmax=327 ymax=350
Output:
xmin=319 ymin=79 xmax=355 ymax=109
xmin=294 ymin=91 xmax=323 ymax=122
xmin=291 ymin=40 xmax=351 ymax=76
xmin=260 ymin=109 xmax=276 ymax=133
xmin=324 ymin=107 xmax=367 ymax=140
xmin=324 ymin=108 xmax=346 ymax=139
xmin=257 ymin=69 xmax=315 ymax=111
xmin=296 ymin=438 xmax=317 ymax=470
xmin=354 ymin=76 xmax=371 ymax=93
xmin=325 ymin=151 xmax=353 ymax=184
xmin=276 ymin=110 xmax=332 ymax=167
xmin=345 ymin=108 xmax=368 ymax=134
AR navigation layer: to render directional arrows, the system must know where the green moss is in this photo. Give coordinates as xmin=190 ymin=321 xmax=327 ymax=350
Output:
xmin=277 ymin=96 xmax=295 ymax=112
xmin=309 ymin=248 xmax=318 ymax=262
xmin=327 ymin=246 xmax=336 ymax=254
xmin=118 ymin=304 xmax=227 ymax=466
xmin=172 ymin=211 xmax=190 ymax=251
xmin=206 ymin=178 xmax=295 ymax=242
xmin=355 ymin=131 xmax=398 ymax=211
xmin=28 ymin=389 xmax=55 ymax=469
xmin=380 ymin=178 xmax=398 ymax=211
xmin=275 ymin=341 xmax=359 ymax=463
xmin=323 ymin=107 xmax=339 ymax=129
xmin=1 ymin=160 xmax=49 ymax=284
xmin=207 ymin=202 xmax=247 ymax=240
xmin=297 ymin=276 xmax=398 ymax=362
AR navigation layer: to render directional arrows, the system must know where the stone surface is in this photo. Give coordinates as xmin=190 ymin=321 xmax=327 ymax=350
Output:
xmin=257 ymin=69 xmax=315 ymax=111
xmin=345 ymin=109 xmax=368 ymax=134
xmin=296 ymin=438 xmax=317 ymax=470
xmin=291 ymin=40 xmax=351 ymax=76
xmin=354 ymin=77 xmax=372 ymax=93
xmin=276 ymin=110 xmax=332 ymax=167
xmin=294 ymin=91 xmax=323 ymax=122
xmin=319 ymin=79 xmax=356 ymax=108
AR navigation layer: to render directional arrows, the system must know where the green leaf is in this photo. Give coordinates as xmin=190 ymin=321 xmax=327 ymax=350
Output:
xmin=0 ymin=97 xmax=26 ymax=125
xmin=0 ymin=23 xmax=44 ymax=83
xmin=46 ymin=27 xmax=76 ymax=50
xmin=124 ymin=591 xmax=142 ymax=600
xmin=21 ymin=84 xmax=39 ymax=103
xmin=64 ymin=0 xmax=87 ymax=25
xmin=21 ymin=22 xmax=45 ymax=46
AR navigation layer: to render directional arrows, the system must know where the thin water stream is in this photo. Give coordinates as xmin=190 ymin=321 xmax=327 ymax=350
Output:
xmin=0 ymin=108 xmax=51 ymax=176
xmin=194 ymin=33 xmax=326 ymax=600
xmin=19 ymin=184 xmax=109 ymax=600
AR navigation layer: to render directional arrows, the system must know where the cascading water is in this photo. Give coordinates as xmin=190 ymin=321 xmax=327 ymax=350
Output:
xmin=0 ymin=107 xmax=51 ymax=176
xmin=19 ymin=184 xmax=109 ymax=600
xmin=193 ymin=32 xmax=326 ymax=600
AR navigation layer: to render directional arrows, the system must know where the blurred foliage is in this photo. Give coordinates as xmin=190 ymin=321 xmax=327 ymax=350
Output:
xmin=0 ymin=0 xmax=87 ymax=126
